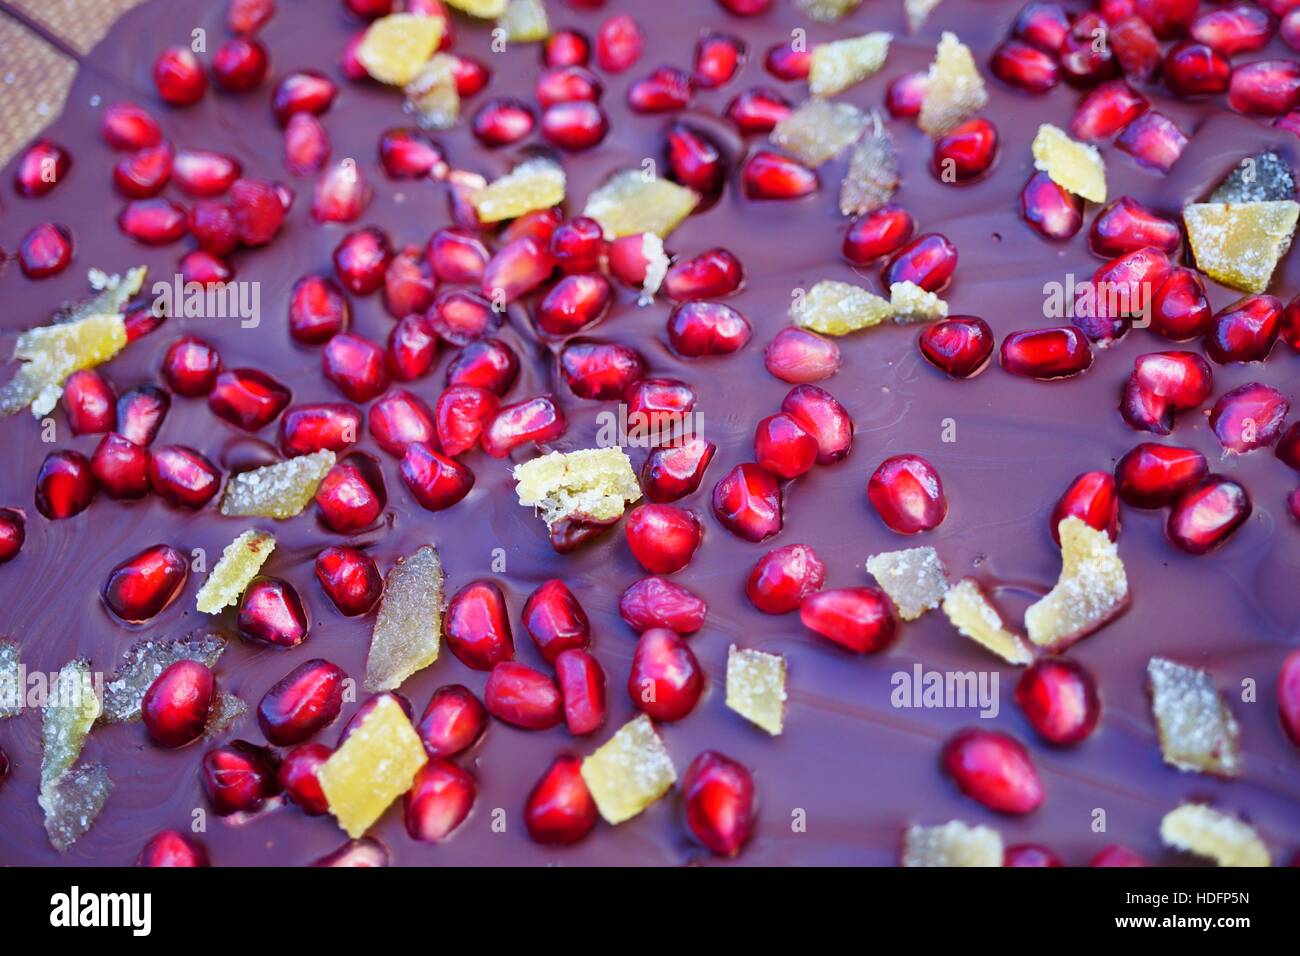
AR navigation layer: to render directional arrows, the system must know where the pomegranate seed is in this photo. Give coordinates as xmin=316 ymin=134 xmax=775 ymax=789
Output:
xmin=257 ymin=658 xmax=345 ymax=745
xmin=401 ymin=441 xmax=474 ymax=511
xmin=625 ymin=378 xmax=696 ymax=429
xmin=933 ymin=117 xmax=999 ymax=182
xmin=620 ymin=575 xmax=707 ymax=633
xmin=782 ymin=384 xmax=854 ymax=464
xmin=471 ymin=98 xmax=534 ymax=147
xmin=213 ymin=37 xmax=269 ymax=92
xmin=764 ymin=327 xmax=841 ymax=383
xmin=682 ymin=751 xmax=755 ymax=856
xmin=1284 ymin=293 xmax=1300 ymax=350
xmin=1049 ymin=470 xmax=1119 ymax=544
xmin=1285 ymin=8 xmax=1300 ymax=51
xmin=405 ymin=760 xmax=476 ymax=843
xmin=1091 ymin=845 xmax=1148 ymax=866
xmin=0 ymin=510 xmax=24 ymax=563
xmin=725 ymin=86 xmax=791 ymax=132
xmin=315 ymin=545 xmax=381 ymax=616
xmin=115 ymin=385 xmax=169 ymax=447
xmin=62 ymin=370 xmax=114 ymax=435
xmin=208 ymin=368 xmax=291 ymax=431
xmin=113 ymin=142 xmax=173 ymax=198
xmin=885 ymin=70 xmax=929 ymax=117
xmin=884 ymin=233 xmax=958 ymax=292
xmin=1136 ymin=0 xmax=1198 ymax=37
xmin=35 ymin=450 xmax=97 ymax=519
xmin=13 ymin=140 xmax=70 ymax=197
xmin=549 ymin=217 xmax=605 ymax=274
xmin=452 ymin=55 xmax=490 ymax=96
xmin=229 ymin=177 xmax=285 ymax=246
xmin=1016 ymin=2 xmax=1070 ymax=49
xmin=844 ymin=205 xmax=915 ymax=265
xmin=800 ymin=587 xmax=896 ymax=653
xmin=537 ymin=274 xmax=612 ymax=335
xmin=433 ymin=385 xmax=497 ymax=456
xmin=1168 ymin=476 xmax=1252 ymax=553
xmin=628 ymin=628 xmax=703 ymax=722
xmin=1121 ymin=373 xmax=1173 ymax=434
xmin=103 ymin=543 xmax=187 ymax=624
xmin=17 ymin=223 xmax=73 ymax=279
xmin=1191 ymin=4 xmax=1272 ymax=55
xmin=1279 ymin=651 xmax=1300 ymax=748
xmin=239 ymin=577 xmax=309 ymax=646
xmin=148 ymin=445 xmax=219 ymax=508
xmin=153 ymin=47 xmax=207 ymax=105
xmin=289 ymin=275 xmax=350 ymax=344
xmin=712 ymin=462 xmax=782 ymax=541
xmin=625 ymin=503 xmax=703 ymax=574
xmin=664 ymin=248 xmax=743 ymax=302
xmin=340 ymin=29 xmax=368 ymax=80
xmin=521 ymin=579 xmax=590 ymax=663
xmin=1070 ymin=81 xmax=1148 ymax=142
xmin=312 ymin=160 xmax=371 ymax=223
xmin=560 ymin=342 xmax=646 ymax=400
xmin=283 ymin=113 xmax=330 ymax=176
xmin=173 ymin=149 xmax=241 ymax=196
xmin=1000 ymin=327 xmax=1093 ymax=379
xmin=990 ymin=41 xmax=1058 ymax=94
xmin=1206 ymin=295 xmax=1283 ymax=363
xmin=742 ymin=150 xmax=818 ymax=199
xmin=868 ymin=454 xmax=948 ymax=535
xmin=315 ymin=455 xmax=385 ymax=532
xmin=278 ymin=743 xmax=331 ymax=815
xmin=536 ymin=64 xmax=602 ymax=107
xmin=481 ymin=236 xmax=554 ymax=303
xmin=1148 ymin=267 xmax=1210 ymax=340
xmin=178 ymin=249 xmax=234 ymax=287
xmin=311 ymin=837 xmax=388 ymax=866
xmin=1116 ymin=110 xmax=1187 ymax=172
xmin=1164 ymin=41 xmax=1230 ymax=95
xmin=556 ymin=648 xmax=606 ymax=735
xmin=273 ymin=70 xmax=337 ymax=124
xmin=1005 ymin=844 xmax=1064 ymax=867
xmin=118 ymin=198 xmax=187 ymax=245
xmin=1211 ymin=382 xmax=1289 ymax=453
xmin=941 ymin=728 xmax=1044 ymax=814
xmin=628 ymin=66 xmax=693 ymax=113
xmin=502 ymin=207 xmax=562 ymax=246
xmin=542 ymin=101 xmax=609 ymax=150
xmin=1089 ymin=197 xmax=1180 ymax=259
xmin=102 ymin=102 xmax=161 ymax=151
xmin=428 ymin=291 xmax=498 ymax=346
xmin=381 ymin=249 xmax=435 ymax=319
xmin=1278 ymin=422 xmax=1300 ymax=471
xmin=642 ymin=438 xmax=716 ymax=502
xmin=694 ymin=32 xmax=744 ymax=88
xmin=418 ymin=685 xmax=487 ymax=758
xmin=1115 ymin=442 xmax=1207 ymax=507
xmin=1110 ymin=14 xmax=1163 ymax=80
xmin=764 ymin=41 xmax=810 ymax=81
xmin=444 ymin=580 xmax=514 ymax=671
xmin=201 ymin=741 xmax=279 ymax=815
xmin=667 ymin=301 xmax=752 ymax=357
xmin=228 ymin=0 xmax=275 ymax=34
xmin=918 ymin=315 xmax=995 ymax=378
xmin=91 ymin=433 xmax=150 ymax=499
xmin=366 ymin=388 xmax=433 ymax=456
xmin=596 ymin=14 xmax=643 ymax=72
xmin=754 ymin=412 xmax=817 ymax=479
xmin=1060 ymin=13 xmax=1119 ymax=85
xmin=1231 ymin=59 xmax=1300 ymax=115
xmin=426 ymin=230 xmax=488 ymax=286
xmin=666 ymin=124 xmax=725 ymax=195
xmin=378 ymin=128 xmax=444 ymax=180
xmin=161 ymin=337 xmax=221 ymax=397
xmin=525 ymin=755 xmax=597 ymax=845
xmin=279 ymin=403 xmax=361 ymax=458
xmin=746 ymin=543 xmax=825 ymax=614
xmin=545 ymin=29 xmax=590 ymax=67
xmin=481 ymin=394 xmax=565 ymax=458
xmin=322 ymin=333 xmax=388 ymax=402
xmin=136 ymin=830 xmax=209 ymax=867
xmin=1132 ymin=351 xmax=1212 ymax=409
xmin=188 ymin=200 xmax=238 ymax=256
xmin=484 ymin=661 xmax=562 ymax=729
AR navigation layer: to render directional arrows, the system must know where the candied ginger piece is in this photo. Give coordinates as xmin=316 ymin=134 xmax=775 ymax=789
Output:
xmin=890 ymin=281 xmax=948 ymax=322
xmin=1161 ymin=804 xmax=1269 ymax=867
xmin=638 ymin=232 xmax=669 ymax=303
xmin=357 ymin=13 xmax=443 ymax=86
xmin=205 ymin=693 xmax=247 ymax=739
xmin=220 ymin=450 xmax=335 ymax=520
xmin=0 ymin=639 xmax=20 ymax=719
xmin=513 ymin=447 xmax=641 ymax=528
xmin=583 ymin=170 xmax=699 ymax=240
xmin=1183 ymin=200 xmax=1299 ymax=295
xmin=1025 ymin=517 xmax=1128 ymax=650
xmin=795 ymin=0 xmax=862 ymax=21
xmin=809 ymin=32 xmax=891 ymax=97
xmin=41 ymin=660 xmax=101 ymax=788
xmin=1210 ymin=152 xmax=1295 ymax=204
xmin=942 ymin=579 xmax=1034 ymax=665
xmin=794 ymin=280 xmax=893 ymax=335
xmin=919 ymin=33 xmax=987 ymax=137
xmin=580 ymin=714 xmax=676 ymax=825
xmin=471 ymin=158 xmax=566 ymax=223
xmin=902 ymin=820 xmax=1002 ymax=867
xmin=40 ymin=762 xmax=112 ymax=852
xmin=840 ymin=116 xmax=899 ymax=216
xmin=726 ymin=645 xmax=787 ymax=736
xmin=499 ymin=0 xmax=550 ymax=42
xmin=906 ymin=0 xmax=943 ymax=31
xmin=446 ymin=0 xmax=508 ymax=16
xmin=771 ymin=99 xmax=868 ymax=167
xmin=318 ymin=695 xmax=428 ymax=838
xmin=1032 ymin=123 xmax=1107 ymax=203
xmin=404 ymin=53 xmax=460 ymax=130
xmin=1148 ymin=657 xmax=1241 ymax=777
xmin=867 ymin=547 xmax=947 ymax=621
xmin=102 ymin=633 xmax=227 ymax=723
xmin=366 ymin=545 xmax=444 ymax=692
xmin=196 ymin=530 xmax=275 ymax=614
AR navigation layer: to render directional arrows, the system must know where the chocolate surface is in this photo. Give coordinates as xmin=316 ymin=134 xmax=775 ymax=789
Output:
xmin=0 ymin=0 xmax=1298 ymax=866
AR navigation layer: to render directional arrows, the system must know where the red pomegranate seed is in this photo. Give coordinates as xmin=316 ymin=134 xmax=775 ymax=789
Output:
xmin=537 ymin=274 xmax=611 ymax=335
xmin=1167 ymin=476 xmax=1252 ymax=553
xmin=1286 ymin=294 xmax=1300 ymax=350
xmin=725 ymin=86 xmax=791 ymax=132
xmin=764 ymin=41 xmax=810 ymax=80
xmin=401 ymin=441 xmax=474 ymax=511
xmin=666 ymin=124 xmax=725 ymax=194
xmin=1116 ymin=110 xmax=1187 ymax=172
xmin=626 ymin=377 xmax=695 ymax=426
xmin=1192 ymin=3 xmax=1273 ymax=55
xmin=320 ymin=333 xmax=387 ymax=403
xmin=382 ymin=249 xmax=435 ymax=319
xmin=229 ymin=177 xmax=285 ymax=246
xmin=502 ymin=206 xmax=562 ymax=246
xmin=91 ymin=433 xmax=150 ymax=499
xmin=13 ymin=140 xmax=70 ymax=196
xmin=0 ymin=511 xmax=19 ymax=564
xmin=273 ymin=70 xmax=337 ymax=124
xmin=213 ymin=37 xmax=268 ymax=92
xmin=868 ymin=454 xmax=948 ymax=535
xmin=311 ymin=837 xmax=388 ymax=866
xmin=228 ymin=0 xmax=275 ymax=34
xmin=315 ymin=546 xmax=381 ymax=616
xmin=682 ymin=751 xmax=755 ymax=856
xmin=620 ymin=575 xmax=707 ymax=633
xmin=178 ymin=249 xmax=234 ymax=287
xmin=148 ymin=445 xmax=219 ymax=508
xmin=312 ymin=160 xmax=371 ymax=223
xmin=664 ymin=248 xmax=743 ymax=301
xmin=990 ymin=41 xmax=1058 ymax=94
xmin=279 ymin=403 xmax=362 ymax=457
xmin=522 ymin=579 xmax=590 ymax=663
xmin=545 ymin=29 xmax=590 ymax=67
xmin=239 ymin=577 xmax=309 ymax=646
xmin=885 ymin=70 xmax=929 ymax=117
xmin=884 ymin=233 xmax=958 ymax=292
xmin=1135 ymin=0 xmax=1198 ymax=37
xmin=63 ymin=370 xmax=114 ymax=435
xmin=333 ymin=228 xmax=392 ymax=295
xmin=173 ymin=149 xmax=241 ymax=196
xmin=1110 ymin=14 xmax=1162 ymax=81
xmin=208 ymin=368 xmax=290 ymax=431
xmin=471 ymin=98 xmax=534 ymax=147
xmin=742 ymin=150 xmax=818 ymax=199
xmin=1000 ymin=327 xmax=1093 ymax=379
xmin=289 ymin=275 xmax=350 ymax=344
xmin=1133 ymin=351 xmax=1212 ymax=409
xmin=1090 ymin=245 xmax=1169 ymax=326
xmin=712 ymin=462 xmax=782 ymax=541
xmin=18 ymin=223 xmax=74 ymax=279
xmin=694 ymin=32 xmax=744 ymax=88
xmin=918 ymin=315 xmax=994 ymax=378
xmin=746 ymin=542 xmax=825 ymax=614
xmin=444 ymin=580 xmax=514 ymax=671
xmin=560 ymin=342 xmax=646 ymax=400
xmin=754 ymin=412 xmax=817 ymax=479
xmin=378 ymin=128 xmax=444 ymax=180
xmin=425 ymin=230 xmax=486 ymax=287
xmin=933 ymin=117 xmax=999 ymax=183
xmin=1163 ymin=41 xmax=1231 ymax=95
xmin=484 ymin=662 xmax=562 ymax=729
xmin=667 ymin=301 xmax=752 ymax=357
xmin=278 ymin=743 xmax=331 ymax=816
xmin=452 ymin=56 xmax=490 ymax=96
xmin=1278 ymin=422 xmax=1300 ymax=471
xmin=628 ymin=628 xmax=703 ymax=722
xmin=525 ymin=755 xmax=597 ymax=845
xmin=642 ymin=438 xmax=716 ymax=502
xmin=942 ymin=728 xmax=1044 ymax=814
xmin=113 ymin=142 xmax=173 ymax=198
xmin=1206 ymin=295 xmax=1283 ymax=363
xmin=418 ymin=685 xmax=487 ymax=759
xmin=35 ymin=450 xmax=97 ymax=519
xmin=136 ymin=830 xmax=209 ymax=867
xmin=1070 ymin=81 xmax=1148 ymax=141
xmin=188 ymin=200 xmax=237 ymax=256
xmin=764 ymin=327 xmax=841 ymax=383
xmin=201 ymin=741 xmax=279 ymax=815
xmin=782 ymin=384 xmax=853 ymax=464
xmin=284 ymin=113 xmax=330 ymax=176
xmin=800 ymin=587 xmax=896 ymax=653
xmin=1120 ymin=373 xmax=1173 ymax=435
xmin=596 ymin=14 xmax=644 ymax=72
xmin=1049 ymin=470 xmax=1119 ymax=544
xmin=549 ymin=217 xmax=605 ymax=274
xmin=315 ymin=455 xmax=384 ymax=532
xmin=843 ymin=205 xmax=914 ymax=265
xmin=153 ymin=47 xmax=207 ymax=105
xmin=1089 ymin=196 xmax=1180 ymax=258
xmin=404 ymin=760 xmax=475 ymax=843
xmin=367 ymin=388 xmax=434 ymax=456
xmin=481 ymin=236 xmax=554 ymax=303
xmin=1005 ymin=844 xmax=1064 ymax=867
xmin=118 ymin=198 xmax=187 ymax=245
xmin=116 ymin=385 xmax=169 ymax=446
xmin=556 ymin=648 xmax=606 ymax=735
xmin=104 ymin=543 xmax=187 ymax=623
xmin=625 ymin=503 xmax=703 ymax=574
xmin=1115 ymin=442 xmax=1207 ymax=507
xmin=1284 ymin=8 xmax=1300 ymax=51
xmin=1149 ymin=267 xmax=1210 ymax=340
xmin=257 ymin=658 xmax=345 ymax=746
xmin=481 ymin=395 xmax=565 ymax=457
xmin=1016 ymin=2 xmax=1070 ymax=49
xmin=1279 ymin=651 xmax=1300 ymax=748
xmin=1060 ymin=13 xmax=1119 ymax=85
xmin=102 ymin=102 xmax=161 ymax=151
xmin=541 ymin=101 xmax=608 ymax=150
xmin=161 ymin=337 xmax=221 ymax=396
xmin=1094 ymin=846 xmax=1148 ymax=870
xmin=628 ymin=66 xmax=693 ymax=113
xmin=1211 ymin=382 xmax=1289 ymax=453
xmin=432 ymin=385 xmax=496 ymax=456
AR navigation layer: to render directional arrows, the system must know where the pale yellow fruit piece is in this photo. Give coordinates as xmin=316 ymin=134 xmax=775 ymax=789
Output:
xmin=1148 ymin=657 xmax=1241 ymax=777
xmin=726 ymin=645 xmax=787 ymax=736
xmin=919 ymin=33 xmax=988 ymax=136
xmin=220 ymin=450 xmax=335 ymax=520
xmin=404 ymin=53 xmax=460 ymax=130
xmin=41 ymin=659 xmax=102 ymax=788
xmin=942 ymin=579 xmax=1033 ymax=665
xmin=318 ymin=695 xmax=428 ymax=838
xmin=366 ymin=545 xmax=443 ymax=692
xmin=514 ymin=447 xmax=641 ymax=528
xmin=1183 ymin=200 xmax=1299 ymax=294
xmin=583 ymin=171 xmax=699 ymax=240
xmin=794 ymin=280 xmax=893 ymax=335
xmin=471 ymin=158 xmax=566 ymax=223
xmin=902 ymin=821 xmax=1002 ymax=867
xmin=196 ymin=530 xmax=276 ymax=614
xmin=580 ymin=714 xmax=676 ymax=825
xmin=890 ymin=281 xmax=948 ymax=323
xmin=906 ymin=0 xmax=943 ymax=31
xmin=868 ymin=547 xmax=947 ymax=622
xmin=357 ymin=13 xmax=443 ymax=86
xmin=771 ymin=98 xmax=868 ymax=167
xmin=1160 ymin=804 xmax=1269 ymax=867
xmin=40 ymin=762 xmax=112 ymax=852
xmin=1032 ymin=123 xmax=1107 ymax=203
xmin=499 ymin=0 xmax=550 ymax=42
xmin=795 ymin=0 xmax=862 ymax=21
xmin=446 ymin=0 xmax=508 ymax=17
xmin=840 ymin=117 xmax=899 ymax=216
xmin=809 ymin=32 xmax=891 ymax=97
xmin=0 ymin=639 xmax=20 ymax=720
xmin=1025 ymin=517 xmax=1128 ymax=649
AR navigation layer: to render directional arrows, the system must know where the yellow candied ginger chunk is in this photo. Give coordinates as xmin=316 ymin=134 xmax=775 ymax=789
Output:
xmin=1032 ymin=123 xmax=1107 ymax=203
xmin=840 ymin=117 xmax=899 ymax=216
xmin=1160 ymin=804 xmax=1269 ymax=867
xmin=196 ymin=530 xmax=276 ymax=614
xmin=1183 ymin=200 xmax=1298 ymax=294
xmin=1025 ymin=517 xmax=1128 ymax=649
xmin=514 ymin=447 xmax=641 ymax=528
xmin=942 ymin=579 xmax=1034 ymax=665
xmin=890 ymin=281 xmax=948 ymax=322
xmin=446 ymin=0 xmax=508 ymax=17
xmin=404 ymin=53 xmax=460 ymax=130
xmin=1148 ymin=657 xmax=1241 ymax=777
xmin=919 ymin=33 xmax=987 ymax=136
xmin=357 ymin=13 xmax=444 ymax=86
xmin=41 ymin=660 xmax=102 ymax=788
xmin=220 ymin=450 xmax=335 ymax=520
xmin=366 ymin=545 xmax=444 ymax=692
xmin=794 ymin=280 xmax=893 ymax=335
xmin=905 ymin=0 xmax=943 ymax=31
xmin=499 ymin=0 xmax=550 ymax=42
xmin=867 ymin=547 xmax=947 ymax=622
xmin=580 ymin=714 xmax=676 ymax=825
xmin=795 ymin=0 xmax=862 ymax=21
xmin=318 ymin=695 xmax=428 ymax=838
xmin=583 ymin=170 xmax=699 ymax=240
xmin=771 ymin=98 xmax=869 ymax=167
xmin=726 ymin=645 xmax=787 ymax=736
xmin=902 ymin=821 xmax=1002 ymax=867
xmin=471 ymin=158 xmax=565 ymax=223
xmin=809 ymin=32 xmax=891 ymax=97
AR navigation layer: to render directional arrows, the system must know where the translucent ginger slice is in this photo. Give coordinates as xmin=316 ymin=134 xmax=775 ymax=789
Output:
xmin=318 ymin=695 xmax=428 ymax=838
xmin=942 ymin=579 xmax=1034 ymax=665
xmin=446 ymin=0 xmax=508 ymax=17
xmin=196 ymin=530 xmax=276 ymax=614
xmin=40 ymin=762 xmax=112 ymax=852
xmin=1160 ymin=804 xmax=1269 ymax=867
xmin=357 ymin=13 xmax=443 ymax=86
xmin=499 ymin=0 xmax=550 ymax=42
xmin=726 ymin=645 xmax=787 ymax=736
xmin=808 ymin=32 xmax=891 ymax=97
xmin=41 ymin=659 xmax=102 ymax=788
xmin=902 ymin=820 xmax=1002 ymax=867
xmin=918 ymin=33 xmax=988 ymax=137
xmin=205 ymin=693 xmax=247 ymax=739
xmin=580 ymin=713 xmax=677 ymax=825
xmin=795 ymin=0 xmax=862 ymax=21
xmin=513 ymin=447 xmax=641 ymax=528
xmin=404 ymin=53 xmax=460 ymax=130
xmin=890 ymin=281 xmax=948 ymax=322
xmin=366 ymin=545 xmax=444 ymax=692
xmin=1025 ymin=516 xmax=1128 ymax=650
xmin=0 ymin=639 xmax=20 ymax=719
xmin=220 ymin=450 xmax=335 ymax=520
xmin=583 ymin=170 xmax=699 ymax=240
xmin=1032 ymin=123 xmax=1107 ymax=203
xmin=794 ymin=280 xmax=893 ymax=335
xmin=867 ymin=547 xmax=947 ymax=622
xmin=471 ymin=158 xmax=566 ymax=223
xmin=1183 ymin=200 xmax=1299 ymax=294
xmin=771 ymin=99 xmax=868 ymax=167
xmin=840 ymin=116 xmax=899 ymax=216
xmin=1148 ymin=657 xmax=1241 ymax=777
xmin=905 ymin=0 xmax=943 ymax=31
xmin=102 ymin=633 xmax=227 ymax=722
